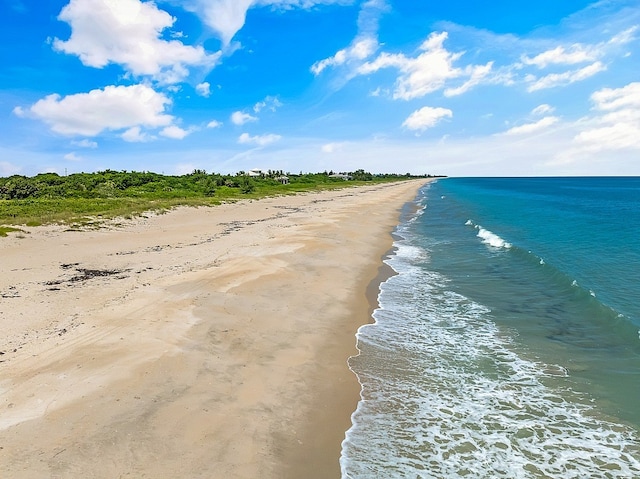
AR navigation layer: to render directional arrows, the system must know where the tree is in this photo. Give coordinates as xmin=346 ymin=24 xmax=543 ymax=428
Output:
xmin=240 ymin=177 xmax=255 ymax=194
xmin=0 ymin=176 xmax=39 ymax=199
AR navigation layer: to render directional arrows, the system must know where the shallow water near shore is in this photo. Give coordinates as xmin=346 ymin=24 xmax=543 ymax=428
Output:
xmin=341 ymin=177 xmax=640 ymax=478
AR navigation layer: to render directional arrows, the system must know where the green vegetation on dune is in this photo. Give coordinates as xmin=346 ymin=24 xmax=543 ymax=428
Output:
xmin=0 ymin=169 xmax=441 ymax=229
xmin=0 ymin=226 xmax=24 ymax=237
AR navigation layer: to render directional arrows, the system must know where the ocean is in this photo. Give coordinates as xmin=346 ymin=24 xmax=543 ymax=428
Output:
xmin=341 ymin=177 xmax=640 ymax=478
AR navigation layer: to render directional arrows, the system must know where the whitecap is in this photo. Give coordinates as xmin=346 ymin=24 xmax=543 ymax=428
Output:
xmin=476 ymin=226 xmax=512 ymax=249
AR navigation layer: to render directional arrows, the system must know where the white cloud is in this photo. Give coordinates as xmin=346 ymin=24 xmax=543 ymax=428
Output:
xmin=260 ymin=0 xmax=353 ymax=7
xmin=599 ymin=108 xmax=640 ymax=125
xmin=548 ymin=82 xmax=640 ymax=166
xmin=574 ymin=121 xmax=640 ymax=150
xmin=181 ymin=0 xmax=253 ymax=46
xmin=444 ymin=61 xmax=494 ymax=97
xmin=207 ymin=120 xmax=223 ymax=128
xmin=64 ymin=152 xmax=83 ymax=162
xmin=521 ymin=45 xmax=596 ymax=68
xmin=526 ymin=61 xmax=606 ymax=92
xmin=238 ymin=132 xmax=282 ymax=145
xmin=402 ymin=106 xmax=452 ymax=131
xmin=71 ymin=138 xmax=98 ymax=148
xmin=503 ymin=116 xmax=560 ymax=136
xmin=608 ymin=26 xmax=638 ymax=46
xmin=505 ymin=26 xmax=638 ymax=96
xmin=312 ymin=37 xmax=378 ymax=75
xmin=17 ymin=84 xmax=174 ymax=136
xmin=571 ymin=82 xmax=640 ymax=153
xmin=160 ymin=125 xmax=191 ymax=139
xmin=53 ymin=0 xmax=220 ymax=83
xmin=532 ymin=104 xmax=555 ymax=116
xmin=231 ymin=111 xmax=258 ymax=125
xmin=321 ymin=142 xmax=346 ymax=153
xmin=521 ymin=27 xmax=637 ymax=70
xmin=358 ymin=32 xmax=489 ymax=100
xmin=253 ymin=95 xmax=283 ymax=113
xmin=196 ymin=82 xmax=211 ymax=97
xmin=183 ymin=0 xmax=352 ymax=46
xmin=514 ymin=27 xmax=637 ymax=92
xmin=591 ymin=82 xmax=640 ymax=110
xmin=316 ymin=14 xmax=633 ymax=99
xmin=122 ymin=126 xmax=154 ymax=142
xmin=310 ymin=0 xmax=386 ymax=81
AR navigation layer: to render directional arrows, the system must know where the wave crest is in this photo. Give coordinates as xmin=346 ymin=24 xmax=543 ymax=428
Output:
xmin=466 ymin=220 xmax=512 ymax=249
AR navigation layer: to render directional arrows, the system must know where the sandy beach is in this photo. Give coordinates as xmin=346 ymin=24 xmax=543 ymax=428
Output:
xmin=0 ymin=179 xmax=428 ymax=478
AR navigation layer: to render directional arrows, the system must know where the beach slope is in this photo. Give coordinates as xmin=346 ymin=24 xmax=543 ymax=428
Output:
xmin=0 ymin=180 xmax=427 ymax=478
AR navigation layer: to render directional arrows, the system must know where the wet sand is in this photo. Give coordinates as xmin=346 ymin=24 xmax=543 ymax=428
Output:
xmin=0 ymin=180 xmax=429 ymax=478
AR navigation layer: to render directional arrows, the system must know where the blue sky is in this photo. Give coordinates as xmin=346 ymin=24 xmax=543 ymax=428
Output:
xmin=1 ymin=0 xmax=639 ymax=177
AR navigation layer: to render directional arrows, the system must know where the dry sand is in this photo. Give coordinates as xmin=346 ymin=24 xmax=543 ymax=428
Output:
xmin=0 ymin=180 xmax=428 ymax=478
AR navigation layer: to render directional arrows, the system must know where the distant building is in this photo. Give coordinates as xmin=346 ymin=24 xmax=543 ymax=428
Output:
xmin=276 ymin=176 xmax=289 ymax=184
xmin=329 ymin=173 xmax=352 ymax=180
xmin=247 ymin=168 xmax=264 ymax=177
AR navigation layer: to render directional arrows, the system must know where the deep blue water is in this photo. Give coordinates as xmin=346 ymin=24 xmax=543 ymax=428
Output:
xmin=341 ymin=177 xmax=640 ymax=478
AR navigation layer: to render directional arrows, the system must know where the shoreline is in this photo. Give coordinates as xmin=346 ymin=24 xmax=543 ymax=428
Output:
xmin=0 ymin=180 xmax=430 ymax=478
xmin=281 ymin=205 xmax=415 ymax=479
xmin=365 ymin=246 xmax=399 ymax=319
xmin=281 ymin=238 xmax=401 ymax=479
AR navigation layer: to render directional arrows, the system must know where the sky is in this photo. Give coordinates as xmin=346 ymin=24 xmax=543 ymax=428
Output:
xmin=1 ymin=0 xmax=639 ymax=177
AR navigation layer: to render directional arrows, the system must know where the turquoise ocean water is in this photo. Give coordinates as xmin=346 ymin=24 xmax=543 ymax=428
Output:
xmin=341 ymin=177 xmax=640 ymax=478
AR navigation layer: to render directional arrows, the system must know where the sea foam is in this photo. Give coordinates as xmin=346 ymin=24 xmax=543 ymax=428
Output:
xmin=342 ymin=227 xmax=640 ymax=479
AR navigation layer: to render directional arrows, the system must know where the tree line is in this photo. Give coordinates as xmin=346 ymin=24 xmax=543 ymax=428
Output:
xmin=0 ymin=169 xmax=440 ymax=200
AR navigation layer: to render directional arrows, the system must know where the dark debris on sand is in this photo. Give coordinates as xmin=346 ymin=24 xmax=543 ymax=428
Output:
xmin=44 ymin=264 xmax=130 ymax=288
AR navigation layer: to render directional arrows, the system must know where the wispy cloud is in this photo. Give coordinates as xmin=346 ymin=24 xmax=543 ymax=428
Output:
xmin=521 ymin=45 xmax=597 ymax=68
xmin=321 ymin=141 xmax=346 ymax=153
xmin=502 ymin=116 xmax=560 ymax=136
xmin=518 ymin=27 xmax=637 ymax=92
xmin=238 ymin=132 xmax=282 ymax=145
xmin=71 ymin=139 xmax=98 ymax=148
xmin=253 ymin=95 xmax=282 ymax=113
xmin=64 ymin=152 xmax=84 ymax=162
xmin=183 ymin=0 xmax=353 ymax=46
xmin=312 ymin=37 xmax=378 ymax=75
xmin=531 ymin=104 xmax=555 ymax=116
xmin=572 ymin=82 xmax=640 ymax=152
xmin=231 ymin=111 xmax=258 ymax=125
xmin=310 ymin=0 xmax=387 ymax=78
xmin=357 ymin=32 xmax=494 ymax=100
xmin=526 ymin=61 xmax=606 ymax=92
xmin=444 ymin=62 xmax=494 ymax=97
